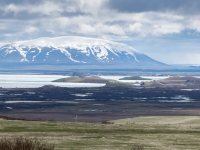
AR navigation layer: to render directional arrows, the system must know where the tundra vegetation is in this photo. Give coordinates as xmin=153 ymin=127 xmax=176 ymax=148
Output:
xmin=1 ymin=116 xmax=200 ymax=150
xmin=0 ymin=137 xmax=54 ymax=150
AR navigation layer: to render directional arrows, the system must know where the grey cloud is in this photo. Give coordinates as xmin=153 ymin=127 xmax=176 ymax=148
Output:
xmin=0 ymin=10 xmax=87 ymax=21
xmin=0 ymin=0 xmax=200 ymax=42
xmin=0 ymin=0 xmax=42 ymax=5
xmin=108 ymin=0 xmax=200 ymax=14
xmin=0 ymin=11 xmax=43 ymax=20
xmin=61 ymin=11 xmax=91 ymax=18
xmin=0 ymin=0 xmax=92 ymax=21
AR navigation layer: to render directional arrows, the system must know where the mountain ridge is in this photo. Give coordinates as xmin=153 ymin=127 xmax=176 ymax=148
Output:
xmin=0 ymin=36 xmax=166 ymax=69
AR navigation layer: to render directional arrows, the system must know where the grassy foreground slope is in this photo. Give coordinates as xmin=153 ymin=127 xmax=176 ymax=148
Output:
xmin=1 ymin=116 xmax=200 ymax=150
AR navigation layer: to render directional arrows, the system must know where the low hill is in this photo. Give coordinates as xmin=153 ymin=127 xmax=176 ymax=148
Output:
xmin=142 ymin=76 xmax=200 ymax=88
xmin=52 ymin=76 xmax=134 ymax=87
xmin=161 ymin=76 xmax=200 ymax=82
xmin=119 ymin=76 xmax=151 ymax=80
xmin=52 ymin=76 xmax=115 ymax=83
xmin=105 ymin=81 xmax=134 ymax=87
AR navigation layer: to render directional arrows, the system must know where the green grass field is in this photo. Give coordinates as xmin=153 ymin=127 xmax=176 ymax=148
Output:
xmin=1 ymin=116 xmax=200 ymax=150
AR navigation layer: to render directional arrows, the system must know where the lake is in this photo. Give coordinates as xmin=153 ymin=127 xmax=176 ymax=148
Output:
xmin=0 ymin=74 xmax=169 ymax=88
xmin=0 ymin=74 xmax=105 ymax=88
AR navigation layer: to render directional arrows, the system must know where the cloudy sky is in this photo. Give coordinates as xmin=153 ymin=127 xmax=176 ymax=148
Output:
xmin=0 ymin=0 xmax=200 ymax=64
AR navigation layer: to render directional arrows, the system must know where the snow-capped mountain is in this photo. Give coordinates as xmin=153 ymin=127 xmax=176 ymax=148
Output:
xmin=0 ymin=36 xmax=165 ymax=68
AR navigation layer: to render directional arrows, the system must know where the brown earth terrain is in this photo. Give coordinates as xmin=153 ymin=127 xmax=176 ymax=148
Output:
xmin=143 ymin=76 xmax=200 ymax=88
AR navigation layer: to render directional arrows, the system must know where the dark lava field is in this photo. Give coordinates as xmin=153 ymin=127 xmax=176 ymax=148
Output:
xmin=0 ymin=86 xmax=200 ymax=122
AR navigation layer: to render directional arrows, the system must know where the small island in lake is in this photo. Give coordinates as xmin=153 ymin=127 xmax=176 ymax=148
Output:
xmin=52 ymin=76 xmax=115 ymax=83
xmin=119 ymin=76 xmax=152 ymax=80
xmin=52 ymin=76 xmax=134 ymax=87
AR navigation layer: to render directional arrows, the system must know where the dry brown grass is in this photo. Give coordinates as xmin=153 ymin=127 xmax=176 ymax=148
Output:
xmin=0 ymin=137 xmax=54 ymax=150
xmin=1 ymin=117 xmax=200 ymax=150
xmin=131 ymin=145 xmax=144 ymax=150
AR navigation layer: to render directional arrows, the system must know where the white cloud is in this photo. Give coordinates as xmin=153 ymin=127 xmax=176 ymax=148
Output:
xmin=153 ymin=23 xmax=184 ymax=35
xmin=4 ymin=34 xmax=13 ymax=37
xmin=99 ymin=11 xmax=186 ymax=36
xmin=187 ymin=16 xmax=200 ymax=32
xmin=4 ymin=4 xmax=21 ymax=14
xmin=0 ymin=2 xmax=199 ymax=54
xmin=0 ymin=23 xmax=6 ymax=30
xmin=25 ymin=26 xmax=39 ymax=33
xmin=128 ymin=23 xmax=142 ymax=33
xmin=79 ymin=24 xmax=96 ymax=34
xmin=95 ymin=24 xmax=125 ymax=35
xmin=77 ymin=0 xmax=109 ymax=14
xmin=1 ymin=0 xmax=200 ymax=40
xmin=29 ymin=1 xmax=63 ymax=16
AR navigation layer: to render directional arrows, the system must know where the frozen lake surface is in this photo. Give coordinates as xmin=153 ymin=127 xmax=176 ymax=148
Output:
xmin=0 ymin=74 xmax=105 ymax=88
xmin=0 ymin=74 xmax=170 ymax=88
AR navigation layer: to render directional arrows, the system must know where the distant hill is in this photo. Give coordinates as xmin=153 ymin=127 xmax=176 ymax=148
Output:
xmin=142 ymin=76 xmax=200 ymax=88
xmin=52 ymin=76 xmax=115 ymax=83
xmin=119 ymin=76 xmax=151 ymax=80
xmin=161 ymin=76 xmax=200 ymax=81
xmin=52 ymin=76 xmax=134 ymax=87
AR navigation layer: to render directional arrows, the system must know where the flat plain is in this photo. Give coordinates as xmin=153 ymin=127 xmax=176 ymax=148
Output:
xmin=1 ymin=116 xmax=200 ymax=150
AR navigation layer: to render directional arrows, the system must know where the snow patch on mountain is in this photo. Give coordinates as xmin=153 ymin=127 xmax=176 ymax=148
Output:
xmin=11 ymin=36 xmax=140 ymax=61
xmin=0 ymin=36 xmax=164 ymax=67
